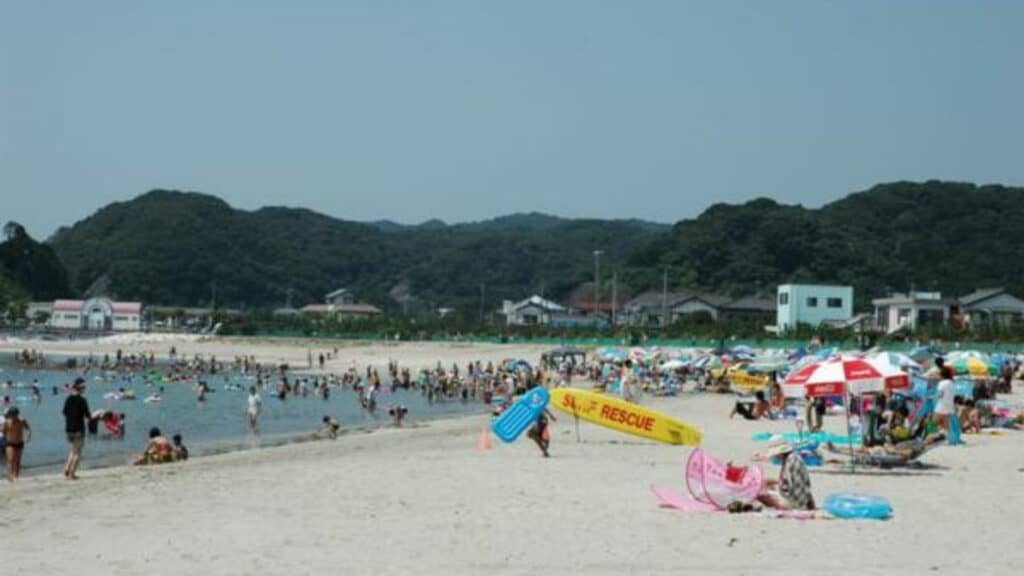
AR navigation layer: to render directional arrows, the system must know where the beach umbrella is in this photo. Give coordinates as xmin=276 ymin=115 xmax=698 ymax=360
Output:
xmin=597 ymin=347 xmax=627 ymax=361
xmin=782 ymin=356 xmax=910 ymax=399
xmin=871 ymin=352 xmax=921 ymax=373
xmin=659 ymin=359 xmax=688 ymax=371
xmin=693 ymin=355 xmax=724 ymax=370
xmin=948 ymin=356 xmax=996 ymax=379
xmin=746 ymin=357 xmax=788 ymax=373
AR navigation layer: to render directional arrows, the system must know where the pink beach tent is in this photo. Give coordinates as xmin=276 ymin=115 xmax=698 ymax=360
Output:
xmin=685 ymin=448 xmax=763 ymax=509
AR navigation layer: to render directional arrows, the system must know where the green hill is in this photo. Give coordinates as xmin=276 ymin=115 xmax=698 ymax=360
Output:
xmin=0 ymin=222 xmax=71 ymax=313
xmin=627 ymin=181 xmax=1024 ymax=305
xmin=46 ymin=181 xmax=1024 ymax=316
xmin=49 ymin=190 xmax=666 ymax=312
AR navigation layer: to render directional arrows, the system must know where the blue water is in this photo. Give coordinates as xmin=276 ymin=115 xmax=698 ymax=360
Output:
xmin=0 ymin=366 xmax=485 ymax=471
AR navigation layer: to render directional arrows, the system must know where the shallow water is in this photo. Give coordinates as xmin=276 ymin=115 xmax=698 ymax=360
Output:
xmin=0 ymin=365 xmax=485 ymax=471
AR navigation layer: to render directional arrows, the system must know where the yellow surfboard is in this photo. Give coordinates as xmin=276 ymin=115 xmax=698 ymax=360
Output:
xmin=728 ymin=370 xmax=771 ymax=392
xmin=549 ymin=388 xmax=702 ymax=446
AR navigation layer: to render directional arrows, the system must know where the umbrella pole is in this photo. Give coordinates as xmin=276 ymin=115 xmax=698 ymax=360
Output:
xmin=845 ymin=390 xmax=856 ymax=473
xmin=573 ymin=401 xmax=581 ymax=443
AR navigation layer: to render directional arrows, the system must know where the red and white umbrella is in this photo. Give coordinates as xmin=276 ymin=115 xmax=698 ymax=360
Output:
xmin=782 ymin=355 xmax=910 ymax=399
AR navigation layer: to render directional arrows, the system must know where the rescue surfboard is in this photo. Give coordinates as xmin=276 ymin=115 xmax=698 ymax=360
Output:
xmin=492 ymin=387 xmax=550 ymax=443
xmin=550 ymin=387 xmax=702 ymax=445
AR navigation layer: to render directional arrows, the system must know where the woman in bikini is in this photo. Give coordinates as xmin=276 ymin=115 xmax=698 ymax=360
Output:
xmin=3 ymin=407 xmax=32 ymax=481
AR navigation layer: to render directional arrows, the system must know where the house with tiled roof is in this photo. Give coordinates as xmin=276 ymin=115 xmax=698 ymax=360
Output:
xmin=958 ymin=288 xmax=1024 ymax=327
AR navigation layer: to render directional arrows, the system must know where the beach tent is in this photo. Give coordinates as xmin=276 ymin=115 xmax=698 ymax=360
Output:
xmin=541 ymin=346 xmax=586 ymax=364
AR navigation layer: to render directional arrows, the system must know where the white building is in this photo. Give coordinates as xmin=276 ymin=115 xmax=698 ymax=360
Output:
xmin=871 ymin=292 xmax=954 ymax=334
xmin=502 ymin=295 xmax=566 ymax=326
xmin=49 ymin=298 xmax=143 ymax=332
xmin=776 ymin=284 xmax=853 ymax=331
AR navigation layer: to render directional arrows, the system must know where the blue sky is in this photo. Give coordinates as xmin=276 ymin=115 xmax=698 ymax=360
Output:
xmin=2 ymin=0 xmax=1022 ymax=237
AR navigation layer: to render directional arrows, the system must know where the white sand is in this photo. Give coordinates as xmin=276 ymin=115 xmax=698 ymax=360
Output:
xmin=2 ymin=336 xmax=1023 ymax=575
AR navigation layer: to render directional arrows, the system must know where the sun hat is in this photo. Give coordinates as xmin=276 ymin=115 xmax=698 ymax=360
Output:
xmin=766 ymin=442 xmax=795 ymax=459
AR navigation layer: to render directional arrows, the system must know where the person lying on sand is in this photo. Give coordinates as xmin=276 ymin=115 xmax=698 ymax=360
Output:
xmin=730 ymin=391 xmax=770 ymax=421
xmin=825 ymin=432 xmax=945 ymax=461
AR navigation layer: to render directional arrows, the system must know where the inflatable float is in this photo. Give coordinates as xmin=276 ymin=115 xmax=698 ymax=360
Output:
xmin=824 ymin=493 xmax=892 ymax=519
xmin=491 ymin=387 xmax=549 ymax=442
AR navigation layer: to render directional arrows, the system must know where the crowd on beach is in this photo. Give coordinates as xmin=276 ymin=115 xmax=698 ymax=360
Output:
xmin=0 ymin=345 xmax=577 ymax=481
xmin=4 ymin=339 xmax=1023 ymax=524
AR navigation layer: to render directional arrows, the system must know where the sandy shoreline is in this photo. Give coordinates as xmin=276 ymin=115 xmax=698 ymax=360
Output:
xmin=2 ymin=336 xmax=1023 ymax=575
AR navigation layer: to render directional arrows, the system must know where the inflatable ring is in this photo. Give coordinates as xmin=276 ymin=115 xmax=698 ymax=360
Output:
xmin=824 ymin=493 xmax=892 ymax=519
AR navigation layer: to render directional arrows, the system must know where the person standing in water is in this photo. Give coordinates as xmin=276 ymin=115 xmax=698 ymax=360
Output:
xmin=62 ymin=377 xmax=91 ymax=479
xmin=4 ymin=407 xmax=31 ymax=481
xmin=247 ymin=386 xmax=263 ymax=435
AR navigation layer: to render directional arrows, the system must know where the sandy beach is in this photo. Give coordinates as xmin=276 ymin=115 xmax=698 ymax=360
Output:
xmin=2 ymin=336 xmax=1023 ymax=575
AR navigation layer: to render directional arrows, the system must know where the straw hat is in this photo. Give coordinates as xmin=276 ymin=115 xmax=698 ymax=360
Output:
xmin=766 ymin=442 xmax=795 ymax=459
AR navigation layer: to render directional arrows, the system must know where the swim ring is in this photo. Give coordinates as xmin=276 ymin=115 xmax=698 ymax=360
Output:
xmin=824 ymin=493 xmax=892 ymax=520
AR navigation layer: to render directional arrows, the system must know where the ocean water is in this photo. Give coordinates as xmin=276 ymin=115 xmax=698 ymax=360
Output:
xmin=0 ymin=365 xmax=486 ymax=472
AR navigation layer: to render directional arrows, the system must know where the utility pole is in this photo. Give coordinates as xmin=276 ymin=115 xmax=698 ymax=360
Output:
xmin=479 ymin=283 xmax=486 ymax=323
xmin=593 ymin=250 xmax=603 ymax=317
xmin=611 ymin=271 xmax=618 ymax=327
xmin=661 ymin=267 xmax=669 ymax=327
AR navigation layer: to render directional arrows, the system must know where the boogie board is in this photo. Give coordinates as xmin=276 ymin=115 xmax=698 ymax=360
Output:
xmin=491 ymin=387 xmax=550 ymax=443
xmin=550 ymin=388 xmax=702 ymax=445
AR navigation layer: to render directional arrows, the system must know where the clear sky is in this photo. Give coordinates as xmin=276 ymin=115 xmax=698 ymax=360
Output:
xmin=3 ymin=0 xmax=1022 ymax=238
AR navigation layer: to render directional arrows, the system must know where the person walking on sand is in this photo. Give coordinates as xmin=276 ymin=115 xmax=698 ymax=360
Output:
xmin=526 ymin=407 xmax=557 ymax=458
xmin=4 ymin=407 xmax=31 ymax=481
xmin=62 ymin=377 xmax=91 ymax=479
xmin=247 ymin=386 xmax=263 ymax=435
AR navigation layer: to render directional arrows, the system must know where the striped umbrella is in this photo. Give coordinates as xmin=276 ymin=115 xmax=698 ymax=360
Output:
xmin=782 ymin=355 xmax=910 ymax=399
xmin=948 ymin=356 xmax=997 ymax=379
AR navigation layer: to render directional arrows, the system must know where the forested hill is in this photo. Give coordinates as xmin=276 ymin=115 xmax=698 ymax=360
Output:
xmin=48 ymin=190 xmax=667 ymax=311
xmin=44 ymin=181 xmax=1024 ymax=313
xmin=626 ymin=181 xmax=1024 ymax=304
xmin=0 ymin=222 xmax=71 ymax=311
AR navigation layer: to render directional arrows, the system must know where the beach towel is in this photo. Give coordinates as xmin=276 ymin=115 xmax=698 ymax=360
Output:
xmin=780 ymin=454 xmax=814 ymax=510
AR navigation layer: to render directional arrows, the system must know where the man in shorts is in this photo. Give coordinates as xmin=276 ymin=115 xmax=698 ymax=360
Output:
xmin=62 ymin=377 xmax=91 ymax=479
